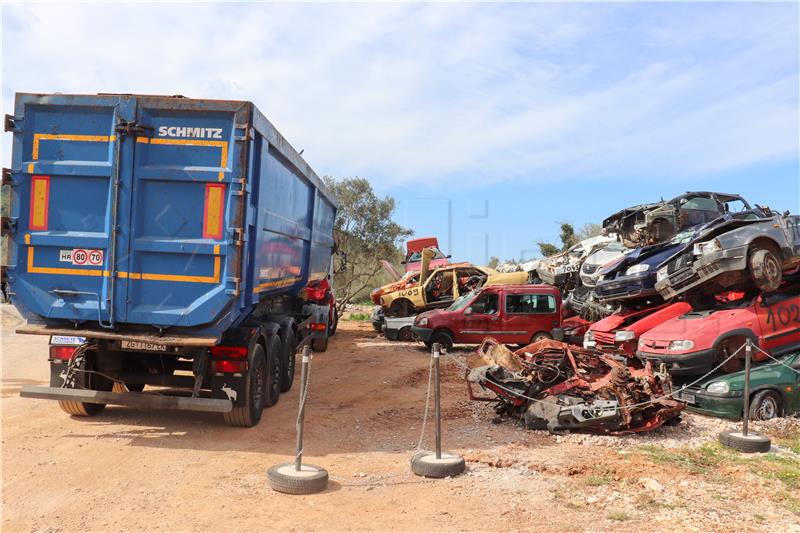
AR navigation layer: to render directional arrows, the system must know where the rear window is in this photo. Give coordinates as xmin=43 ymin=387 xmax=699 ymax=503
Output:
xmin=505 ymin=293 xmax=556 ymax=314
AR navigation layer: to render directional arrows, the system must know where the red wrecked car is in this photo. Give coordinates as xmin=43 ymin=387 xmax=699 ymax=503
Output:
xmin=583 ymin=302 xmax=692 ymax=357
xmin=466 ymin=338 xmax=683 ymax=434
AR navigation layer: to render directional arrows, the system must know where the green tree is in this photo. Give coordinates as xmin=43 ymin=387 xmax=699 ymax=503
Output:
xmin=577 ymin=222 xmax=603 ymax=240
xmin=537 ymin=242 xmax=561 ymax=257
xmin=487 ymin=256 xmax=500 ymax=269
xmin=324 ymin=177 xmax=412 ymax=313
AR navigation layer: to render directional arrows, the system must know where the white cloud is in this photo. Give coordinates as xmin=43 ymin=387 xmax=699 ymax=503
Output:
xmin=2 ymin=2 xmax=797 ymax=190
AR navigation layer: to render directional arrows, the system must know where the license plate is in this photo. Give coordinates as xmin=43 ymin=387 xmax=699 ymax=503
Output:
xmin=121 ymin=340 xmax=168 ymax=352
xmin=680 ymin=391 xmax=696 ymax=404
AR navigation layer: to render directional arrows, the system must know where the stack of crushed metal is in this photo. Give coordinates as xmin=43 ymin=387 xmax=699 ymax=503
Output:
xmin=466 ymin=338 xmax=684 ymax=434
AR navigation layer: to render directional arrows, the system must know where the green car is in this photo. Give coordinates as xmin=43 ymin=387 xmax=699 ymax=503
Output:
xmin=674 ymin=351 xmax=800 ymax=420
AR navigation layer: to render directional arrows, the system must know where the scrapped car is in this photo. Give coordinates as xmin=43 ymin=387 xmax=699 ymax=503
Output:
xmin=655 ymin=212 xmax=800 ymax=300
xmin=603 ymin=192 xmax=752 ymax=246
xmin=380 ymin=250 xmax=528 ymax=317
xmin=536 ymin=235 xmax=614 ymax=289
xmin=371 ymin=305 xmax=385 ymax=332
xmin=411 ymin=284 xmax=561 ymax=350
xmin=466 ymin=338 xmax=683 ymax=434
xmin=383 ymin=315 xmax=416 ymax=341
xmin=579 ymin=240 xmax=628 ymax=288
xmin=557 ymin=315 xmax=593 ymax=345
xmin=565 ymin=285 xmax=618 ymax=319
xmin=371 ymin=270 xmax=420 ymax=305
xmin=584 ymin=301 xmax=692 ymax=357
xmin=594 ymin=227 xmax=701 ymax=303
xmin=637 ymin=287 xmax=800 ymax=376
xmin=403 ymin=237 xmax=450 ymax=273
xmin=677 ymin=350 xmax=800 ymax=421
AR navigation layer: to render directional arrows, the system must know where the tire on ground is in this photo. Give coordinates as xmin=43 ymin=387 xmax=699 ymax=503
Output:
xmin=223 ymin=344 xmax=267 ymax=427
xmin=267 ymin=463 xmax=329 ymax=495
xmin=749 ymin=390 xmax=783 ymax=421
xmin=718 ymin=431 xmax=771 ymax=453
xmin=430 ymin=331 xmax=454 ymax=352
xmin=410 ymin=451 xmax=466 ymax=478
xmin=279 ymin=328 xmax=297 ymax=393
xmin=749 ymin=246 xmax=783 ymax=292
xmin=264 ymin=335 xmax=282 ymax=407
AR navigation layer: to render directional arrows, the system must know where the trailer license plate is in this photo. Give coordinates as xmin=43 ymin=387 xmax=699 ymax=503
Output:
xmin=121 ymin=340 xmax=168 ymax=352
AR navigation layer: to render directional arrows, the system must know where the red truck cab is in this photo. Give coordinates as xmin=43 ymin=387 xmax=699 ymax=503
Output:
xmin=584 ymin=302 xmax=692 ymax=357
xmin=637 ymin=287 xmax=800 ymax=376
xmin=404 ymin=237 xmax=449 ymax=273
xmin=411 ymin=284 xmax=561 ymax=351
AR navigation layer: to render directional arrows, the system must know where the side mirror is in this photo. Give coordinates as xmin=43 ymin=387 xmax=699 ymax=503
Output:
xmin=464 ymin=307 xmax=473 ymax=316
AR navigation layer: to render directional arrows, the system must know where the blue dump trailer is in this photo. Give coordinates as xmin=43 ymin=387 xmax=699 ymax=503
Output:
xmin=5 ymin=93 xmax=338 ymax=426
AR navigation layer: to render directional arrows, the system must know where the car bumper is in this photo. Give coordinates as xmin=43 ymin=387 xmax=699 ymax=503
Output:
xmin=675 ymin=388 xmax=743 ymax=419
xmin=595 ymin=274 xmax=656 ymax=301
xmin=655 ymin=246 xmax=747 ymax=299
xmin=411 ymin=326 xmax=434 ymax=343
xmin=638 ymin=347 xmax=716 ymax=376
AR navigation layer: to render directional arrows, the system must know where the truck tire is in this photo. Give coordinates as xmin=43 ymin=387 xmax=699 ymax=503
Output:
xmin=749 ymin=390 xmax=783 ymax=421
xmin=112 ymin=382 xmax=145 ymax=393
xmin=57 ymin=350 xmax=113 ymax=417
xmin=311 ymin=331 xmax=329 ymax=353
xmin=279 ymin=329 xmax=297 ymax=393
xmin=749 ymin=246 xmax=782 ymax=292
xmin=328 ymin=306 xmax=339 ymax=337
xmin=718 ymin=431 xmax=771 ymax=453
xmin=223 ymin=344 xmax=267 ymax=427
xmin=265 ymin=336 xmax=282 ymax=407
xmin=430 ymin=331 xmax=454 ymax=352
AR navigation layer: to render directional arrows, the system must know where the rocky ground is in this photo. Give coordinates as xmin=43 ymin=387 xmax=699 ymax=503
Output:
xmin=2 ymin=308 xmax=798 ymax=532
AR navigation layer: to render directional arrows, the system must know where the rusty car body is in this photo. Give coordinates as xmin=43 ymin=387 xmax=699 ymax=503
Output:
xmin=466 ymin=338 xmax=683 ymax=434
xmin=535 ymin=235 xmax=615 ymax=290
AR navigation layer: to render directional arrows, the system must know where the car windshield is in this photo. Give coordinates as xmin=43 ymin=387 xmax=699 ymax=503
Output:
xmin=448 ymin=291 xmax=477 ymax=311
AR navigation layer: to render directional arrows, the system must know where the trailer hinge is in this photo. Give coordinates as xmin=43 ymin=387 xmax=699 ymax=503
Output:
xmin=115 ymin=120 xmax=154 ymax=137
xmin=225 ymin=277 xmax=241 ymax=296
xmin=4 ymin=114 xmax=21 ymax=133
xmin=230 ymin=228 xmax=245 ymax=247
xmin=2 ymin=168 xmax=12 ymax=186
xmin=234 ymin=123 xmax=252 ymax=142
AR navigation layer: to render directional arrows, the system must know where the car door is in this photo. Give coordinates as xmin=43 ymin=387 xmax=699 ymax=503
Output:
xmin=460 ymin=291 xmax=502 ymax=344
xmin=756 ymin=292 xmax=800 ymax=353
xmin=503 ymin=291 xmax=559 ymax=344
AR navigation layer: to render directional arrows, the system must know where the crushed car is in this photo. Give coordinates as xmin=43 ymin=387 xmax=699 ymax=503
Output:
xmin=402 ymin=237 xmax=450 ymax=273
xmin=603 ymin=191 xmax=753 ymax=247
xmin=655 ymin=211 xmax=800 ymax=300
xmin=466 ymin=337 xmax=684 ymax=434
xmin=536 ymin=235 xmax=615 ymax=290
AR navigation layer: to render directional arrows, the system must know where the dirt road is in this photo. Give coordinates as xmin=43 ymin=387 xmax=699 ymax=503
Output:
xmin=2 ymin=307 xmax=799 ymax=531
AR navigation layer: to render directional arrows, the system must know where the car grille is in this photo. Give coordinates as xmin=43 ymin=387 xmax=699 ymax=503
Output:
xmin=594 ymin=331 xmax=616 ymax=346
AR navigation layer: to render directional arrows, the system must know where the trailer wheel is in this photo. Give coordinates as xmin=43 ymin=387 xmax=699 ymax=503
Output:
xmin=112 ymin=382 xmax=145 ymax=393
xmin=279 ymin=329 xmax=297 ymax=393
xmin=223 ymin=344 xmax=267 ymax=427
xmin=57 ymin=350 xmax=113 ymax=417
xmin=265 ymin=336 xmax=282 ymax=407
xmin=311 ymin=331 xmax=329 ymax=353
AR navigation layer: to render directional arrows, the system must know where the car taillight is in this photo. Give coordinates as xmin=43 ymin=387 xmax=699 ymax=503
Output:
xmin=310 ymin=322 xmax=327 ymax=331
xmin=211 ymin=360 xmax=248 ymax=373
xmin=49 ymin=346 xmax=76 ymax=361
xmin=210 ymin=346 xmax=248 ymax=358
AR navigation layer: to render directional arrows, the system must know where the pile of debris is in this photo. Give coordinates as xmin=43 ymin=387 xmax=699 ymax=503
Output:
xmin=466 ymin=338 xmax=684 ymax=434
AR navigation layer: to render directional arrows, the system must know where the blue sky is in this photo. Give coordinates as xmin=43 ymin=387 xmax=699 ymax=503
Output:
xmin=2 ymin=1 xmax=798 ymax=264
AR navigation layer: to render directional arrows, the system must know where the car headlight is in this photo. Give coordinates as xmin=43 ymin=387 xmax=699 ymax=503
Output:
xmin=667 ymin=340 xmax=694 ymax=351
xmin=583 ymin=331 xmax=596 ymax=348
xmin=656 ymin=267 xmax=669 ymax=282
xmin=625 ymin=264 xmax=650 ymax=276
xmin=417 ymin=317 xmax=428 ymax=327
xmin=706 ymin=381 xmax=729 ymax=394
xmin=615 ymin=330 xmax=636 ymax=342
xmin=693 ymin=239 xmax=722 ymax=256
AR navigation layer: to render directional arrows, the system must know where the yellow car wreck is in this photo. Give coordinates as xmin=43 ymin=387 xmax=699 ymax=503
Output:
xmin=380 ymin=249 xmax=529 ymax=316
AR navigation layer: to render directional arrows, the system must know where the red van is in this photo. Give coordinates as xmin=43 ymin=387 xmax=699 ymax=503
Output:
xmin=411 ymin=285 xmax=561 ymax=351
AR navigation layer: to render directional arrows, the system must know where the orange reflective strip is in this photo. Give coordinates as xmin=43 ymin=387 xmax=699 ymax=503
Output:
xmin=29 ymin=176 xmax=50 ymax=230
xmin=32 ymin=134 xmax=115 ymax=160
xmin=202 ymin=183 xmax=225 ymax=239
xmin=27 ymin=247 xmax=105 ymax=277
xmin=27 ymin=163 xmax=34 ymax=173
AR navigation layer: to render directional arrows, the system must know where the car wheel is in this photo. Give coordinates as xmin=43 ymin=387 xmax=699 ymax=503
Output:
xmin=749 ymin=246 xmax=782 ymax=292
xmin=430 ymin=331 xmax=454 ymax=352
xmin=749 ymin=390 xmax=783 ymax=421
xmin=531 ymin=332 xmax=551 ymax=344
xmin=398 ymin=326 xmax=414 ymax=342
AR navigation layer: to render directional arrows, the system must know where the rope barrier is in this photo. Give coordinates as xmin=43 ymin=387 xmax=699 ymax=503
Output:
xmin=751 ymin=344 xmax=800 ymax=376
xmin=416 ymin=353 xmax=434 ymax=451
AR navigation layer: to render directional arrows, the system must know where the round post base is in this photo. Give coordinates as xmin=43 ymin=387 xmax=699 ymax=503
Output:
xmin=410 ymin=451 xmax=465 ymax=478
xmin=719 ymin=431 xmax=772 ymax=453
xmin=267 ymin=463 xmax=329 ymax=494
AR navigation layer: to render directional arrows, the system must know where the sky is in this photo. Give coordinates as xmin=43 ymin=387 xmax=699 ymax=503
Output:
xmin=2 ymin=1 xmax=798 ymax=264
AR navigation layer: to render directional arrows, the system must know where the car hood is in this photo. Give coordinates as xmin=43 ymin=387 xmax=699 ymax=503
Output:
xmin=415 ymin=308 xmax=448 ymax=324
xmin=700 ymin=353 xmax=799 ymax=390
xmin=639 ymin=310 xmax=723 ymax=341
